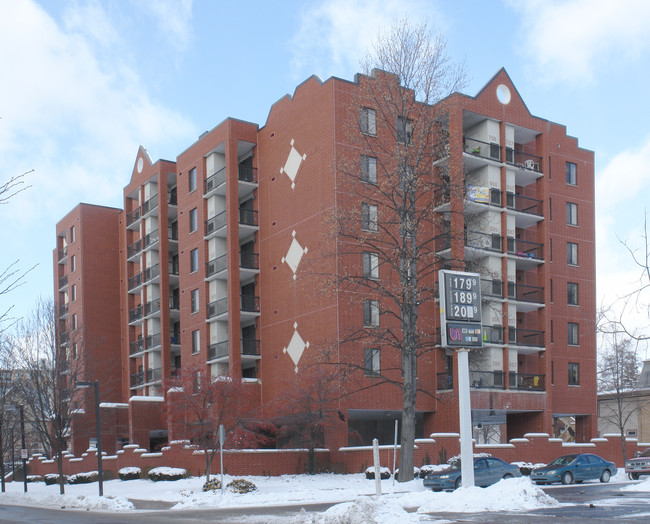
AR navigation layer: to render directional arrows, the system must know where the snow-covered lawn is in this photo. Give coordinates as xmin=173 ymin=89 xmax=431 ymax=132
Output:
xmin=0 ymin=468 xmax=642 ymax=523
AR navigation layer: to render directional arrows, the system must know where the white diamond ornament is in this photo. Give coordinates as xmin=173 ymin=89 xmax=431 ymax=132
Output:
xmin=279 ymin=139 xmax=306 ymax=189
xmin=283 ymin=324 xmax=310 ymax=373
xmin=281 ymin=230 xmax=308 ymax=280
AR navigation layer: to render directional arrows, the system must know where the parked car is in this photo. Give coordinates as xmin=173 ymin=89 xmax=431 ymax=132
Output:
xmin=423 ymin=456 xmax=521 ymax=491
xmin=626 ymin=448 xmax=650 ymax=480
xmin=530 ymin=453 xmax=616 ymax=485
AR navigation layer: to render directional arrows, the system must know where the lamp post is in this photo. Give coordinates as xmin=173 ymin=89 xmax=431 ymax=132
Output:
xmin=6 ymin=405 xmax=27 ymax=493
xmin=10 ymin=426 xmax=15 ymax=480
xmin=75 ymin=380 xmax=103 ymax=496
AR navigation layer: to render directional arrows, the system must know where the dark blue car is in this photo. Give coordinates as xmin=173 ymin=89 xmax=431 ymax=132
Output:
xmin=423 ymin=456 xmax=521 ymax=491
xmin=530 ymin=453 xmax=617 ymax=485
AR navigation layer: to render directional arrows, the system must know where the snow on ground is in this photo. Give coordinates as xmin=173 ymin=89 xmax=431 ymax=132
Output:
xmin=0 ymin=467 xmax=641 ymax=520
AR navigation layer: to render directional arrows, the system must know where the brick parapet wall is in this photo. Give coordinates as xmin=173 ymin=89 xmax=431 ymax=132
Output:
xmin=25 ymin=434 xmax=643 ymax=478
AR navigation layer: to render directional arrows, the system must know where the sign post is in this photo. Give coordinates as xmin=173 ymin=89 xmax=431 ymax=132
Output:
xmin=439 ymin=270 xmax=483 ymax=488
xmin=218 ymin=424 xmax=225 ymax=492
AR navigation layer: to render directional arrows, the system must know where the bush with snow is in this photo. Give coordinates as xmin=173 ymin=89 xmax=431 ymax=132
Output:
xmin=26 ymin=475 xmax=43 ymax=483
xmin=364 ymin=466 xmax=391 ymax=480
xmin=227 ymin=479 xmax=257 ymax=493
xmin=68 ymin=471 xmax=99 ymax=484
xmin=148 ymin=467 xmax=187 ymax=482
xmin=202 ymin=478 xmax=221 ymax=491
xmin=44 ymin=473 xmax=68 ymax=485
xmin=118 ymin=467 xmax=141 ymax=481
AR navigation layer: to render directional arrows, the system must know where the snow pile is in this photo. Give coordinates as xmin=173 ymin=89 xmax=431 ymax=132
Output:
xmin=620 ymin=476 xmax=650 ymax=491
xmin=289 ymin=497 xmax=420 ymax=524
xmin=0 ymin=492 xmax=133 ymax=511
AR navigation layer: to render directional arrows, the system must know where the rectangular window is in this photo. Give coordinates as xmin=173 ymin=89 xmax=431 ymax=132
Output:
xmin=550 ymin=279 xmax=553 ymax=302
xmin=72 ymin=342 xmax=78 ymax=360
xmin=70 ymin=226 xmax=75 ymax=243
xmin=566 ymin=162 xmax=577 ymax=185
xmin=397 ymin=116 xmax=413 ymax=144
xmin=551 ymin=361 xmax=554 ymax=386
xmin=549 ymin=238 xmax=553 ymax=262
xmin=568 ymin=322 xmax=579 ymax=345
xmin=189 ymin=208 xmax=198 ymax=233
xmin=567 ymin=242 xmax=578 ymax=266
xmin=549 ymin=197 xmax=552 ymax=221
xmin=72 ymin=313 xmax=77 ymax=330
xmin=568 ymin=282 xmax=579 ymax=305
xmin=363 ymin=299 xmax=379 ymax=327
xmin=362 ymin=252 xmax=379 ymax=279
xmin=568 ymin=362 xmax=580 ymax=385
xmin=189 ymin=167 xmax=197 ymax=193
xmin=191 ymin=329 xmax=200 ymax=354
xmin=193 ymin=370 xmax=201 ymax=394
xmin=70 ymin=255 xmax=76 ymax=273
xmin=191 ymin=288 xmax=199 ymax=313
xmin=361 ymin=155 xmax=377 ymax=184
xmin=190 ymin=248 xmax=199 ymax=273
xmin=566 ymin=202 xmax=578 ymax=225
xmin=361 ymin=203 xmax=378 ymax=232
xmin=360 ymin=107 xmax=376 ymax=135
xmin=71 ymin=284 xmax=77 ymax=302
xmin=550 ymin=320 xmax=554 ymax=343
xmin=364 ymin=348 xmax=381 ymax=376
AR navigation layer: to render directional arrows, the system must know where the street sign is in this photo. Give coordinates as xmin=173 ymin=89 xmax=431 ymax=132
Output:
xmin=439 ymin=270 xmax=483 ymax=347
xmin=21 ymin=449 xmax=28 ymax=460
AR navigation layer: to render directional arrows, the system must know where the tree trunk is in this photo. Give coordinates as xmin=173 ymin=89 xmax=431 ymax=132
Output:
xmin=205 ymin=450 xmax=211 ymax=482
xmin=398 ymin=345 xmax=417 ymax=482
xmin=56 ymin=451 xmax=65 ymax=495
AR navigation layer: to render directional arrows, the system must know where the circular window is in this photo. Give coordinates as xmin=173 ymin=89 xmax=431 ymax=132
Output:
xmin=496 ymin=84 xmax=511 ymax=105
xmin=137 ymin=157 xmax=144 ymax=173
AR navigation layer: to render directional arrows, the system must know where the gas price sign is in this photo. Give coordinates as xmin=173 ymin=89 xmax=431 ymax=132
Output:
xmin=439 ymin=270 xmax=483 ymax=347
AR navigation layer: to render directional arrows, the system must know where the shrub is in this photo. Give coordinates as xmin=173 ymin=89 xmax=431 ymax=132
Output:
xmin=26 ymin=475 xmax=43 ymax=483
xmin=118 ymin=467 xmax=141 ymax=481
xmin=68 ymin=471 xmax=98 ymax=484
xmin=202 ymin=479 xmax=221 ymax=492
xmin=364 ymin=466 xmax=391 ymax=480
xmin=148 ymin=467 xmax=187 ymax=482
xmin=227 ymin=479 xmax=257 ymax=493
xmin=44 ymin=473 xmax=68 ymax=485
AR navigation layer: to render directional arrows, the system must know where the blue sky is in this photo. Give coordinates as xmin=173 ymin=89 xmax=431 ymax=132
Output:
xmin=1 ymin=0 xmax=650 ymax=345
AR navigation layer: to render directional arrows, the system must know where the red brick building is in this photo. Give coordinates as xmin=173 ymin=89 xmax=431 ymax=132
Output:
xmin=54 ymin=68 xmax=596 ymax=454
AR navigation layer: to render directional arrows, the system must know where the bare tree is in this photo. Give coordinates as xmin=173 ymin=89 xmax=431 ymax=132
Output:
xmin=332 ymin=19 xmax=466 ymax=482
xmin=0 ymin=336 xmax=19 ymax=492
xmin=597 ymin=318 xmax=644 ymax=464
xmin=9 ymin=298 xmax=82 ymax=494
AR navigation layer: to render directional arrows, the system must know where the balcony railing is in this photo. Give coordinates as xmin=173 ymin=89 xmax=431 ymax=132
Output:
xmin=129 ymin=333 xmax=162 ymax=355
xmin=206 ymin=254 xmax=227 ymax=278
xmin=126 ymin=207 xmax=141 ymax=227
xmin=205 ymin=167 xmax=226 ymax=194
xmin=130 ymin=367 xmax=162 ymax=387
xmin=482 ymin=325 xmax=504 ymax=344
xmin=129 ymin=304 xmax=143 ymax=323
xmin=466 ymin=230 xmax=503 ymax=252
xmin=58 ymin=303 xmax=69 ymax=317
xmin=240 ymin=251 xmax=259 ymax=270
xmin=509 ymin=372 xmax=545 ymax=391
xmin=507 ymin=193 xmax=543 ymax=216
xmin=168 ymin=225 xmax=178 ymax=241
xmin=208 ymin=340 xmax=229 ymax=360
xmin=508 ymin=327 xmax=544 ymax=348
xmin=127 ymin=239 xmax=142 ymax=259
xmin=509 ymin=283 xmax=544 ymax=303
xmin=142 ymin=229 xmax=159 ymax=250
xmin=205 ymin=211 xmax=227 ymax=236
xmin=206 ymin=295 xmax=260 ymax=318
xmin=463 ymin=136 xmax=501 ymax=161
xmin=242 ymin=338 xmax=260 ymax=355
xmin=58 ymin=246 xmax=67 ymax=262
xmin=142 ymin=264 xmax=160 ymax=284
xmin=481 ymin=278 xmax=503 ymax=299
xmin=143 ymin=298 xmax=161 ymax=317
xmin=505 ymin=149 xmax=542 ymax=172
xmin=507 ymin=238 xmax=543 ymax=260
xmin=58 ymin=274 xmax=68 ymax=290
xmin=207 ymin=297 xmax=228 ymax=319
xmin=470 ymin=370 xmax=505 ymax=389
xmin=59 ymin=331 xmax=69 ymax=345
xmin=238 ymin=165 xmax=257 ymax=183
xmin=141 ymin=194 xmax=158 ymax=216
xmin=437 ymin=372 xmax=453 ymax=390
xmin=128 ymin=272 xmax=142 ymax=291
xmin=239 ymin=208 xmax=258 ymax=226
xmin=241 ymin=295 xmax=260 ymax=313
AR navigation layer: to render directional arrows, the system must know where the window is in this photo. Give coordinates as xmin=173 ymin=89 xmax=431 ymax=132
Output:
xmin=568 ymin=322 xmax=579 ymax=345
xmin=364 ymin=348 xmax=380 ymax=376
xmin=70 ymin=226 xmax=75 ymax=243
xmin=191 ymin=329 xmax=200 ymax=354
xmin=550 ymin=320 xmax=554 ymax=343
xmin=566 ymin=202 xmax=578 ymax=225
xmin=566 ymin=162 xmax=577 ymax=185
xmin=567 ymin=282 xmax=579 ymax=305
xmin=361 ymin=155 xmax=377 ymax=184
xmin=189 ymin=167 xmax=197 ymax=193
xmin=190 ymin=248 xmax=198 ymax=273
xmin=189 ymin=208 xmax=198 ymax=233
xmin=70 ymin=255 xmax=76 ymax=273
xmin=72 ymin=314 xmax=77 ymax=330
xmin=567 ymin=242 xmax=578 ymax=266
xmin=362 ymin=252 xmax=379 ymax=279
xmin=568 ymin=363 xmax=580 ymax=385
xmin=72 ymin=342 xmax=78 ymax=360
xmin=71 ymin=284 xmax=77 ymax=302
xmin=191 ymin=288 xmax=199 ymax=313
xmin=360 ymin=107 xmax=376 ymax=135
xmin=361 ymin=203 xmax=378 ymax=232
xmin=363 ymin=299 xmax=379 ymax=327
xmin=397 ymin=116 xmax=413 ymax=144
xmin=193 ymin=370 xmax=201 ymax=394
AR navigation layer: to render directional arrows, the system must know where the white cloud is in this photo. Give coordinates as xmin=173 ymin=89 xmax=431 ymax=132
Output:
xmin=137 ymin=0 xmax=194 ymax=53
xmin=510 ymin=0 xmax=650 ymax=83
xmin=290 ymin=0 xmax=441 ymax=81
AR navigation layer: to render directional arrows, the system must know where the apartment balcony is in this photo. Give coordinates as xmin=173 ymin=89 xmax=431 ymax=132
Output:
xmin=206 ymin=295 xmax=261 ymax=322
xmin=130 ymin=367 xmax=162 ymax=388
xmin=481 ymin=278 xmax=505 ymax=301
xmin=168 ymin=225 xmax=178 ymax=249
xmin=205 ymin=211 xmax=227 ymax=239
xmin=59 ymin=330 xmax=69 ymax=347
xmin=127 ymin=239 xmax=142 ymax=261
xmin=127 ymin=272 xmax=142 ymax=293
xmin=505 ymin=149 xmax=543 ymax=187
xmin=238 ymin=208 xmax=259 ymax=238
xmin=207 ymin=339 xmax=261 ymax=363
xmin=508 ymin=282 xmax=544 ymax=312
xmin=509 ymin=372 xmax=545 ymax=392
xmin=462 ymin=136 xmax=502 ymax=171
xmin=58 ymin=274 xmax=68 ymax=291
xmin=206 ymin=252 xmax=260 ymax=282
xmin=482 ymin=325 xmax=504 ymax=345
xmin=142 ymin=264 xmax=160 ymax=285
xmin=204 ymin=165 xmax=258 ymax=199
xmin=506 ymin=193 xmax=543 ymax=229
xmin=434 ymin=185 xmax=502 ymax=215
xmin=437 ymin=372 xmax=454 ymax=391
xmin=509 ymin=327 xmax=545 ymax=354
xmin=141 ymin=194 xmax=159 ymax=219
xmin=205 ymin=254 xmax=227 ymax=281
xmin=129 ymin=333 xmax=162 ymax=357
xmin=57 ymin=246 xmax=68 ymax=264
xmin=126 ymin=207 xmax=141 ymax=230
xmin=239 ymin=252 xmax=260 ymax=280
xmin=128 ymin=304 xmax=143 ymax=325
xmin=142 ymin=229 xmax=159 ymax=253
xmin=58 ymin=303 xmax=69 ymax=319
xmin=435 ymin=230 xmax=503 ymax=259
xmin=506 ymin=238 xmax=544 ymax=268
xmin=204 ymin=209 xmax=259 ymax=240
xmin=470 ymin=370 xmax=505 ymax=390
xmin=169 ymin=260 xmax=180 ymax=285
